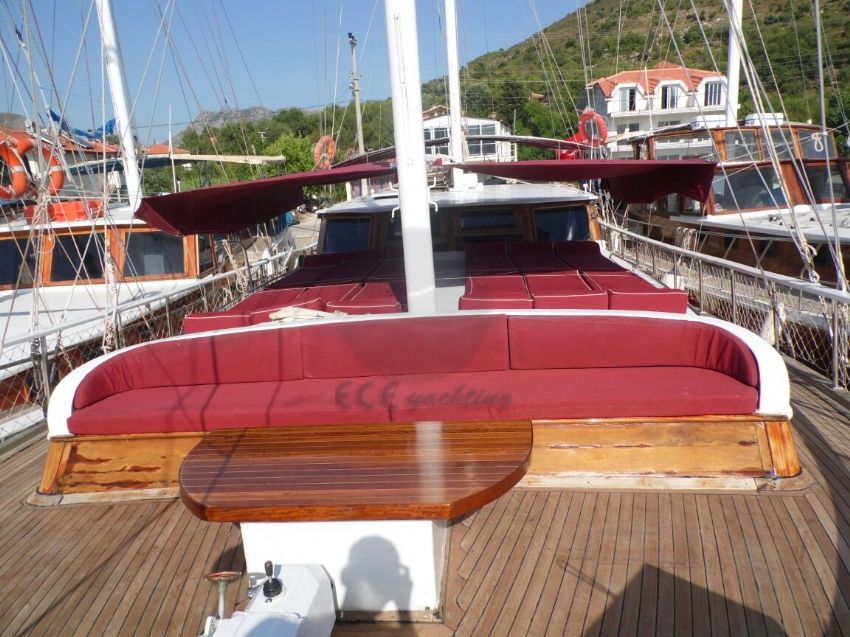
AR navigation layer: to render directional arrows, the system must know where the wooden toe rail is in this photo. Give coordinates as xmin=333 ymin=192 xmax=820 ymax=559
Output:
xmin=179 ymin=421 xmax=532 ymax=523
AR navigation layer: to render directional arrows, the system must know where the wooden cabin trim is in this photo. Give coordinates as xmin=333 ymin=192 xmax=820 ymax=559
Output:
xmin=38 ymin=415 xmax=801 ymax=498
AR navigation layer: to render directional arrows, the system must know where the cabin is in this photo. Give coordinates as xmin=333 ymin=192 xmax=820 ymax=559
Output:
xmin=622 ymin=122 xmax=850 ymax=281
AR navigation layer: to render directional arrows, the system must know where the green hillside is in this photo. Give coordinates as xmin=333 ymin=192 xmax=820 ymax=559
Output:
xmin=422 ymin=0 xmax=849 ymax=146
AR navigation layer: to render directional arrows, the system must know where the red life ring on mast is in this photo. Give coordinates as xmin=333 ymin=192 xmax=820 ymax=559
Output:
xmin=577 ymin=110 xmax=607 ymax=147
xmin=0 ymin=135 xmax=33 ymax=200
xmin=313 ymin=135 xmax=336 ymax=169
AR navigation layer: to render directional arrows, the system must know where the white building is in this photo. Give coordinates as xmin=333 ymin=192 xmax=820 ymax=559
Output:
xmin=576 ymin=62 xmax=728 ymax=157
xmin=422 ymin=105 xmax=516 ymax=162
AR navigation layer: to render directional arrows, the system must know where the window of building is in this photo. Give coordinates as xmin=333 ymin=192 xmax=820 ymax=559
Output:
xmin=432 ymin=127 xmax=449 ymax=155
xmin=0 ymin=238 xmax=35 ymax=287
xmin=619 ymin=87 xmax=637 ymax=112
xmin=657 ymin=120 xmax=679 ymax=128
xmin=660 ymin=85 xmax=679 ymax=109
xmin=50 ymin=233 xmax=105 ymax=282
xmin=704 ymin=81 xmax=722 ymax=106
xmin=123 ymin=232 xmax=185 ymax=277
xmin=534 ymin=206 xmax=590 ymax=241
xmin=323 ymin=217 xmax=372 ymax=253
xmin=466 ymin=123 xmax=497 ymax=156
xmin=653 ymin=132 xmax=716 ymax=160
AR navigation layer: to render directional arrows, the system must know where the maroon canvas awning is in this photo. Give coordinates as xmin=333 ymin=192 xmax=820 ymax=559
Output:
xmin=136 ymin=163 xmax=396 ymax=236
xmin=457 ymin=159 xmax=717 ymax=204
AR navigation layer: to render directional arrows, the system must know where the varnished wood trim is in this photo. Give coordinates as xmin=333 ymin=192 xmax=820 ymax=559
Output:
xmin=38 ymin=440 xmax=72 ymax=494
xmin=765 ymin=420 xmax=802 ymax=478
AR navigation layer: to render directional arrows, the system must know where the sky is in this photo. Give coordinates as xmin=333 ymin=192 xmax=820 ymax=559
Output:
xmin=0 ymin=1 xmax=581 ymax=144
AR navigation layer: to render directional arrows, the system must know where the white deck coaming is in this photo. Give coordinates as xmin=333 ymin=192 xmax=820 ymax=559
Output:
xmin=46 ymin=307 xmax=791 ymax=440
xmin=671 ymin=202 xmax=850 ymax=243
xmin=319 ymin=182 xmax=597 ymax=216
xmin=0 ymin=202 xmax=148 ymax=233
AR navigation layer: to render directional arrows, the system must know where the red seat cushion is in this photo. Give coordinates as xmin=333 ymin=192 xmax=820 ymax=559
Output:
xmin=183 ymin=313 xmax=251 ymax=334
xmin=388 ymin=367 xmax=758 ymax=423
xmin=300 ymin=314 xmax=509 ymax=379
xmin=509 ymin=242 xmax=571 ymax=273
xmin=72 ymin=328 xmax=304 ymax=410
xmin=556 ymin=241 xmax=625 ymax=272
xmin=459 ymin=275 xmax=533 ymax=310
xmin=587 ymin=273 xmax=689 ymax=313
xmin=327 ymin=281 xmax=405 ymax=314
xmin=269 ymin=266 xmax=335 ymax=289
xmin=298 ymin=283 xmax=361 ymax=310
xmin=320 ymin=260 xmax=380 ymax=284
xmin=230 ymin=288 xmax=306 ymax=313
xmin=525 ymin=273 xmax=608 ymax=309
xmin=368 ymin=259 xmax=406 ymax=281
xmin=508 ymin=315 xmax=759 ymax=388
xmin=68 ymin=378 xmax=392 ymax=435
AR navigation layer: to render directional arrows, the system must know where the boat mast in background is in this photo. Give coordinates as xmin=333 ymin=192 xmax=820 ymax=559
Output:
xmin=95 ymin=0 xmax=141 ymax=210
xmin=444 ymin=0 xmax=465 ymax=189
xmin=724 ymin=0 xmax=742 ymax=126
xmin=384 ymin=0 xmax=436 ymax=314
xmin=349 ymin=32 xmax=368 ymax=197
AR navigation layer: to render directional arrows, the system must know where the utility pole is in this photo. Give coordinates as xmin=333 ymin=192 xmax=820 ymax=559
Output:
xmin=349 ymin=32 xmax=368 ymax=197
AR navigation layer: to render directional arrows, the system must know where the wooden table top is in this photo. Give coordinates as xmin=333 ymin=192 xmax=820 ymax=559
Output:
xmin=179 ymin=421 xmax=532 ymax=523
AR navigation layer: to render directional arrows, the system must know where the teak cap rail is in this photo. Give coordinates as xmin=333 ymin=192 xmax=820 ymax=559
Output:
xmin=179 ymin=421 xmax=532 ymax=523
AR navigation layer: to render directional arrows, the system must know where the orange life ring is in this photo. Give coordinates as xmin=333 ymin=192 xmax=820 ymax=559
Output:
xmin=577 ymin=110 xmax=608 ymax=147
xmin=0 ymin=136 xmax=32 ymax=200
xmin=313 ymin=135 xmax=336 ymax=169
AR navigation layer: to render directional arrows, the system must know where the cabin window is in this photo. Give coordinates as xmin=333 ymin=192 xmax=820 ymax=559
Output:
xmin=620 ymin=87 xmax=637 ymax=112
xmin=197 ymin=234 xmax=215 ymax=272
xmin=724 ymin=131 xmax=759 ymax=161
xmin=660 ymin=85 xmax=679 ymax=110
xmin=386 ymin=210 xmax=442 ymax=242
xmin=760 ymin=128 xmax=796 ymax=160
xmin=51 ymin=234 xmax=105 ymax=282
xmin=323 ymin=217 xmax=372 ymax=253
xmin=800 ymin=131 xmax=837 ymax=159
xmin=123 ymin=232 xmax=185 ymax=277
xmin=802 ymin=165 xmax=850 ymax=203
xmin=534 ymin=206 xmax=589 ymax=241
xmin=460 ymin=210 xmax=518 ymax=231
xmin=704 ymin=81 xmax=722 ymax=106
xmin=712 ymin=166 xmax=787 ymax=211
xmin=0 ymin=238 xmax=35 ymax=287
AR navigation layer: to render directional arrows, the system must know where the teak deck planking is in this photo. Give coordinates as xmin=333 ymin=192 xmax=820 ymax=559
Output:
xmin=0 ymin=359 xmax=848 ymax=635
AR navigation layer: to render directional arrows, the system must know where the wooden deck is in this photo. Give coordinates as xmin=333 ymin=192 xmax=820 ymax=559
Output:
xmin=1 ymin=360 xmax=849 ymax=636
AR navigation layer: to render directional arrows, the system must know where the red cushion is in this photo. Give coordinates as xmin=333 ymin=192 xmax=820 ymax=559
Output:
xmin=320 ymin=260 xmax=380 ymax=284
xmin=183 ymin=313 xmax=250 ymax=334
xmin=68 ymin=378 xmax=392 ymax=435
xmin=72 ymin=328 xmax=304 ymax=410
xmin=269 ymin=266 xmax=334 ymax=289
xmin=608 ymin=289 xmax=689 ymax=313
xmin=509 ymin=242 xmax=571 ymax=273
xmin=298 ymin=283 xmax=361 ymax=310
xmin=508 ymin=315 xmax=760 ymax=387
xmin=368 ymin=260 xmax=406 ymax=281
xmin=300 ymin=314 xmax=509 ymax=379
xmin=459 ymin=275 xmax=533 ymax=310
xmin=327 ymin=281 xmax=405 ymax=314
xmin=556 ymin=242 xmax=625 ymax=271
xmin=389 ymin=367 xmax=758 ymax=423
xmin=301 ymin=253 xmax=346 ymax=268
xmin=526 ymin=273 xmax=608 ymax=309
xmin=585 ymin=272 xmax=657 ymax=292
xmin=230 ymin=288 xmax=306 ymax=313
xmin=555 ymin=240 xmax=602 ymax=257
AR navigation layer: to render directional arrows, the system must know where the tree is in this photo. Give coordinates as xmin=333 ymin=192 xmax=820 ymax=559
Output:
xmin=264 ymin=133 xmax=314 ymax=174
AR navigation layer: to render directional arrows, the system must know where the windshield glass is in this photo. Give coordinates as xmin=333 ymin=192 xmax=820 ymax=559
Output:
xmin=712 ymin=165 xmax=787 ymax=211
xmin=802 ymin=165 xmax=850 ymax=203
xmin=724 ymin=131 xmax=759 ymax=161
xmin=0 ymin=238 xmax=35 ymax=287
xmin=323 ymin=217 xmax=372 ymax=253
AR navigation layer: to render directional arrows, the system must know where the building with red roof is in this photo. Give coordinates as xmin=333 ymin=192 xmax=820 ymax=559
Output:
xmin=576 ymin=61 xmax=728 ymax=156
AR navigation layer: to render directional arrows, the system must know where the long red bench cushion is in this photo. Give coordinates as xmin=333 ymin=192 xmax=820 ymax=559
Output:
xmin=525 ymin=273 xmax=608 ymax=309
xmin=459 ymin=275 xmax=533 ymax=310
xmin=327 ymin=281 xmax=405 ymax=314
xmin=507 ymin=315 xmax=759 ymax=387
xmin=368 ymin=259 xmax=406 ymax=281
xmin=301 ymin=314 xmax=509 ymax=379
xmin=301 ymin=253 xmax=346 ymax=268
xmin=388 ymin=367 xmax=758 ymax=423
xmin=556 ymin=241 xmax=625 ymax=272
xmin=68 ymin=378 xmax=392 ymax=435
xmin=588 ymin=273 xmax=689 ymax=313
xmin=229 ymin=288 xmax=306 ymax=313
xmin=72 ymin=329 xmax=304 ymax=410
xmin=298 ymin=283 xmax=361 ymax=310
